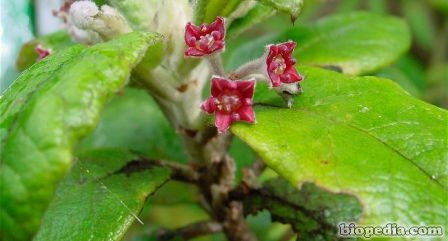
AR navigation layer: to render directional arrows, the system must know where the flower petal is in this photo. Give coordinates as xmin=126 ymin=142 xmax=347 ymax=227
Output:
xmin=209 ymin=17 xmax=225 ymax=39
xmin=268 ymin=73 xmax=281 ymax=87
xmin=215 ymin=112 xmax=232 ymax=133
xmin=208 ymin=40 xmax=225 ymax=54
xmin=201 ymin=97 xmax=217 ymax=113
xmin=236 ymin=80 xmax=255 ymax=98
xmin=185 ymin=47 xmax=206 ymax=57
xmin=185 ymin=22 xmax=201 ymax=42
xmin=283 ymin=68 xmax=303 ymax=83
xmin=238 ymin=105 xmax=255 ymax=123
xmin=211 ymin=77 xmax=229 ymax=97
xmin=281 ymin=41 xmax=296 ymax=55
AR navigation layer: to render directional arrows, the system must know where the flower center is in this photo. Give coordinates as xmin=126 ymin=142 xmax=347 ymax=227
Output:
xmin=215 ymin=92 xmax=242 ymax=114
xmin=272 ymin=55 xmax=287 ymax=75
xmin=196 ymin=34 xmax=215 ymax=51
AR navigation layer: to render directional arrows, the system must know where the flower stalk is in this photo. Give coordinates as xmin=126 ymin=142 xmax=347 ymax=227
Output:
xmin=206 ymin=54 xmax=226 ymax=76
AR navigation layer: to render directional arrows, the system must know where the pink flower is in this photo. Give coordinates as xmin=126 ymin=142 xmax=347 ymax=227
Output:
xmin=35 ymin=44 xmax=52 ymax=60
xmin=201 ymin=77 xmax=255 ymax=133
xmin=184 ymin=17 xmax=225 ymax=57
xmin=266 ymin=41 xmax=303 ymax=87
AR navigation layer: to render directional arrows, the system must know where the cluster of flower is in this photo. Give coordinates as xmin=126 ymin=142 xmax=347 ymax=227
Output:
xmin=184 ymin=17 xmax=303 ymax=133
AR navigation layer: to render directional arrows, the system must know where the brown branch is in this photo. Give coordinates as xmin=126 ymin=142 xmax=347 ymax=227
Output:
xmin=158 ymin=221 xmax=223 ymax=240
xmin=222 ymin=201 xmax=258 ymax=241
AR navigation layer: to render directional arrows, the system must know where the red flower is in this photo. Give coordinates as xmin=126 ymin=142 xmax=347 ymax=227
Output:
xmin=184 ymin=17 xmax=225 ymax=57
xmin=266 ymin=41 xmax=302 ymax=87
xmin=201 ymin=77 xmax=255 ymax=133
xmin=35 ymin=44 xmax=52 ymax=60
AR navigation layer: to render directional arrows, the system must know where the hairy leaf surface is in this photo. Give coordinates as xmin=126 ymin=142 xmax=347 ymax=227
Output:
xmin=0 ymin=32 xmax=162 ymax=240
xmin=34 ymin=149 xmax=171 ymax=241
xmin=232 ymin=66 xmax=448 ymax=238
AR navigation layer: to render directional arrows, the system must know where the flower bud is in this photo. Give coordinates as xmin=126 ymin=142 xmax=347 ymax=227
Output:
xmin=69 ymin=1 xmax=131 ymax=41
xmin=35 ymin=44 xmax=52 ymax=60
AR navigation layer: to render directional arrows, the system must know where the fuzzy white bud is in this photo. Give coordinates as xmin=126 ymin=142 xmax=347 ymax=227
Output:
xmin=69 ymin=0 xmax=131 ymax=41
xmin=69 ymin=1 xmax=99 ymax=29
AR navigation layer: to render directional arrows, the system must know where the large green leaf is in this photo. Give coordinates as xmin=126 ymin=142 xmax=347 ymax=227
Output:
xmin=228 ymin=12 xmax=411 ymax=75
xmin=232 ymin=66 xmax=448 ymax=239
xmin=34 ymin=149 xmax=171 ymax=241
xmin=0 ymin=31 xmax=163 ymax=240
xmin=77 ymin=88 xmax=188 ymax=163
xmin=258 ymin=0 xmax=304 ymax=22
xmin=16 ymin=31 xmax=74 ymax=71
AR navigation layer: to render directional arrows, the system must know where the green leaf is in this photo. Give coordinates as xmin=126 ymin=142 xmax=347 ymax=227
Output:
xmin=228 ymin=12 xmax=411 ymax=75
xmin=258 ymin=0 xmax=304 ymax=22
xmin=203 ymin=0 xmax=229 ymax=23
xmin=290 ymin=12 xmax=411 ymax=75
xmin=77 ymin=88 xmax=188 ymax=163
xmin=366 ymin=0 xmax=387 ymax=14
xmin=430 ymin=0 xmax=448 ymax=15
xmin=232 ymin=66 xmax=448 ymax=233
xmin=425 ymin=64 xmax=448 ymax=108
xmin=244 ymin=178 xmax=361 ymax=240
xmin=221 ymin=0 xmax=246 ymax=17
xmin=374 ymin=54 xmax=426 ymax=97
xmin=0 ymin=31 xmax=162 ymax=240
xmin=16 ymin=31 xmax=74 ymax=71
xmin=34 ymin=149 xmax=171 ymax=241
xmin=246 ymin=211 xmax=296 ymax=241
xmin=193 ymin=0 xmax=246 ymax=24
xmin=227 ymin=3 xmax=276 ymax=39
xmin=402 ymin=0 xmax=436 ymax=51
xmin=193 ymin=0 xmax=224 ymax=24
